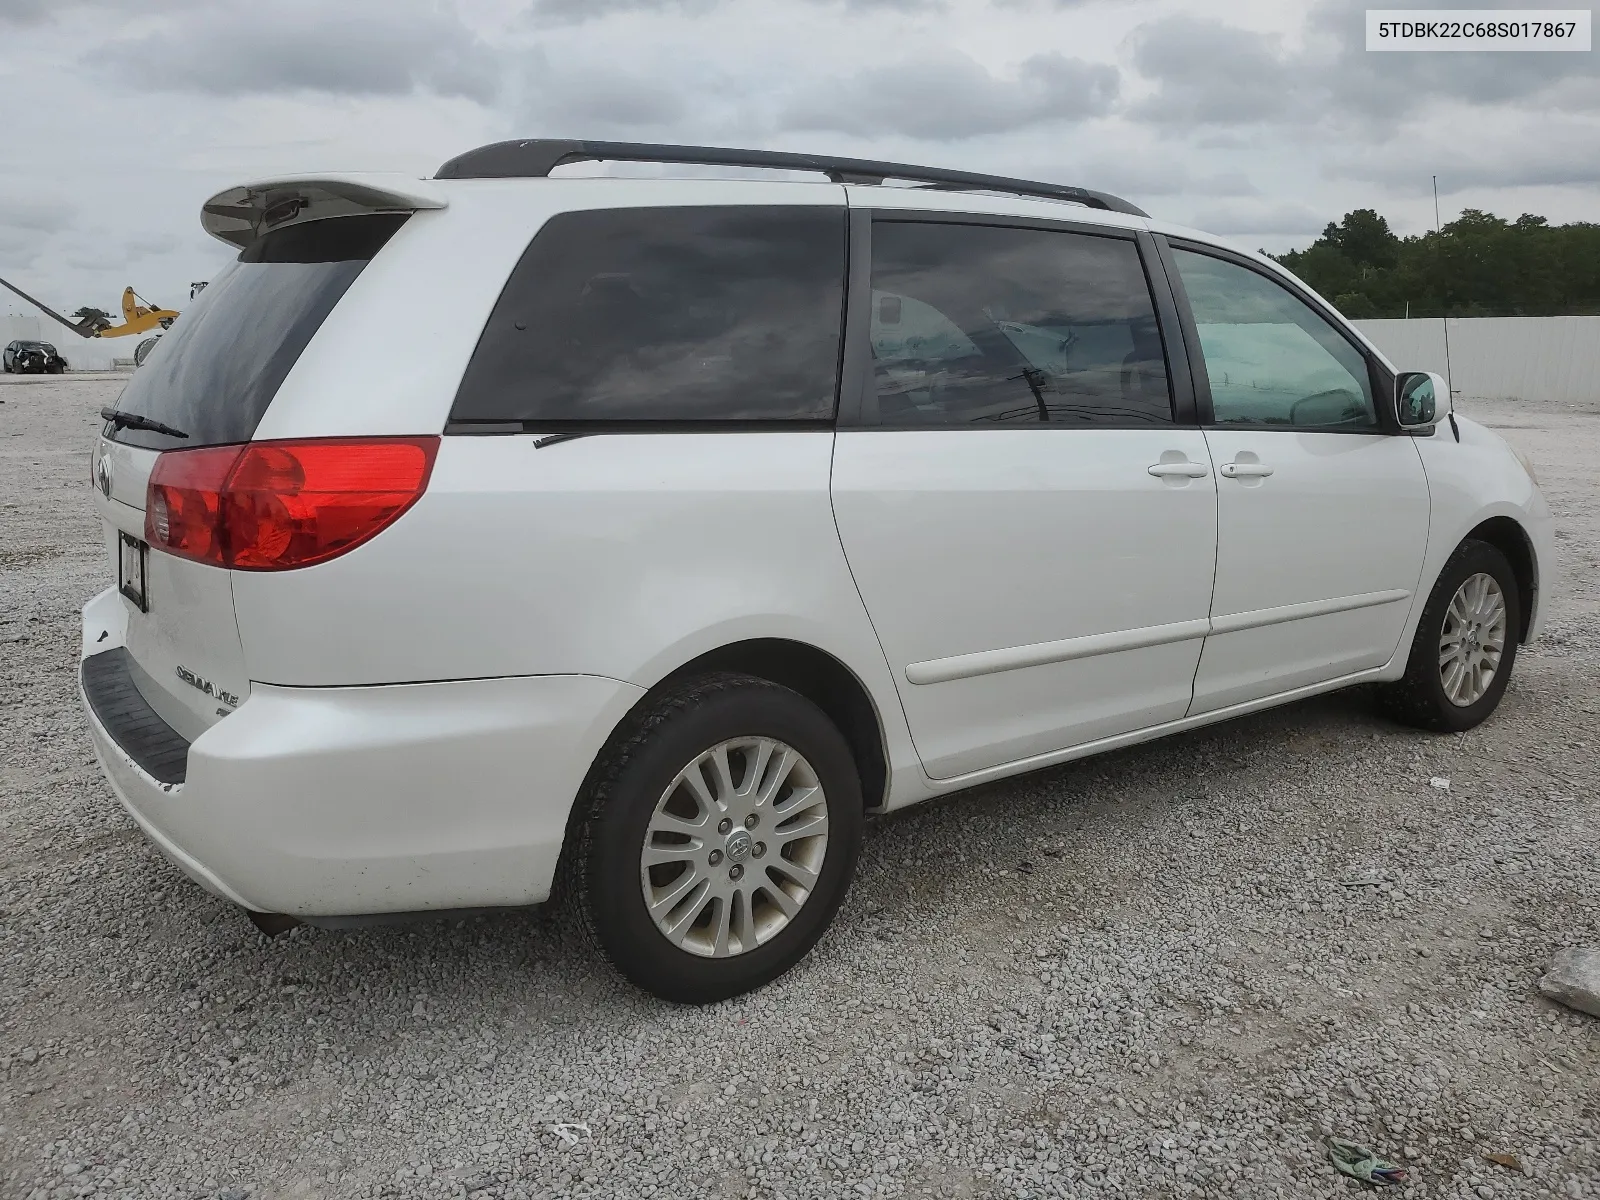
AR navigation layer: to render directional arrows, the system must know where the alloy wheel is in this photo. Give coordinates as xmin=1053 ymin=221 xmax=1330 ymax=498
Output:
xmin=1439 ymin=571 xmax=1508 ymax=707
xmin=640 ymin=737 xmax=830 ymax=958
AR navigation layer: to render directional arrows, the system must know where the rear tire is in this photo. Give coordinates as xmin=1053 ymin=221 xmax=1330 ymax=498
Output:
xmin=575 ymin=673 xmax=863 ymax=1004
xmin=1380 ymin=539 xmax=1521 ymax=732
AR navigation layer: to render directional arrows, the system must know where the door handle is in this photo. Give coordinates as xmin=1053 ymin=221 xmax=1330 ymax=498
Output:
xmin=1147 ymin=461 xmax=1210 ymax=479
xmin=1220 ymin=461 xmax=1274 ymax=479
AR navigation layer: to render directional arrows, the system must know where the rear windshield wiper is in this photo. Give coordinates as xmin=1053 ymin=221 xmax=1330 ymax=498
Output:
xmin=101 ymin=407 xmax=189 ymax=440
xmin=532 ymin=431 xmax=596 ymax=449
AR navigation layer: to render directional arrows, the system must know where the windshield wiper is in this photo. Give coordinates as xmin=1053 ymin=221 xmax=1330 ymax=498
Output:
xmin=100 ymin=407 xmax=189 ymax=440
xmin=532 ymin=431 xmax=596 ymax=449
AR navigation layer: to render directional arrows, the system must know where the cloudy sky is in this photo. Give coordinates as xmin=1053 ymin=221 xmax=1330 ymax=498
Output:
xmin=0 ymin=0 xmax=1595 ymax=323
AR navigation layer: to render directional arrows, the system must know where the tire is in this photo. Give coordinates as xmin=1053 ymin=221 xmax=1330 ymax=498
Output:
xmin=574 ymin=672 xmax=863 ymax=1004
xmin=1380 ymin=539 xmax=1521 ymax=732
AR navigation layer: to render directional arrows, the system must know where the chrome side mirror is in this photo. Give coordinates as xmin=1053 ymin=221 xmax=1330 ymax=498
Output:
xmin=1395 ymin=371 xmax=1444 ymax=428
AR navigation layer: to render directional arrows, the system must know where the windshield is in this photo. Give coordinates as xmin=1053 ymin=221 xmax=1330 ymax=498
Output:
xmin=106 ymin=214 xmax=407 ymax=450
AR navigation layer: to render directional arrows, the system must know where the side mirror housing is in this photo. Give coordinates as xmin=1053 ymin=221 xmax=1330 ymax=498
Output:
xmin=1395 ymin=371 xmax=1445 ymax=428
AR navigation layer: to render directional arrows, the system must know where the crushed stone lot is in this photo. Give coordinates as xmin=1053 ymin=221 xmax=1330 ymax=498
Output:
xmin=2 ymin=373 xmax=1597 ymax=1200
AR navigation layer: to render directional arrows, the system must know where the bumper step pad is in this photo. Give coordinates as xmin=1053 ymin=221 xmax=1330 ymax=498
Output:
xmin=81 ymin=648 xmax=190 ymax=786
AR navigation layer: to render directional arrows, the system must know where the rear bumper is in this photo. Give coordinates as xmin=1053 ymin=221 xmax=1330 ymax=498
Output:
xmin=78 ymin=588 xmax=645 ymax=916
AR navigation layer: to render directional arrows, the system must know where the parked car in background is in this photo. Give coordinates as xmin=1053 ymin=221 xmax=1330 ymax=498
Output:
xmin=3 ymin=339 xmax=66 ymax=373
xmin=80 ymin=141 xmax=1554 ymax=1004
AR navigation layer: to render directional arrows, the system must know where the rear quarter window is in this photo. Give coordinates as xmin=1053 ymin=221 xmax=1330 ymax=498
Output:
xmin=449 ymin=205 xmax=847 ymax=427
xmin=105 ymin=214 xmax=407 ymax=450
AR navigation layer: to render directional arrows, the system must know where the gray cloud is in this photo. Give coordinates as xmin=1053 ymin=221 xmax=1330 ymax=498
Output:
xmin=782 ymin=51 xmax=1117 ymax=138
xmin=523 ymin=65 xmax=692 ymax=131
xmin=0 ymin=196 xmax=76 ymax=234
xmin=95 ymin=0 xmax=501 ymax=103
xmin=0 ymin=0 xmax=99 ymax=25
xmin=1130 ymin=0 xmax=1600 ymax=139
xmin=1096 ymin=163 xmax=1257 ymax=199
xmin=1016 ymin=151 xmax=1262 ymax=211
xmin=1130 ymin=16 xmax=1296 ymax=125
xmin=529 ymin=0 xmax=939 ymax=24
xmin=1 ymin=0 xmax=207 ymax=26
xmin=528 ymin=0 xmax=716 ymax=22
xmin=0 ymin=228 xmax=44 ymax=269
xmin=1305 ymin=0 xmax=1600 ymax=121
xmin=0 ymin=209 xmax=61 ymax=271
xmin=124 ymin=233 xmax=182 ymax=259
xmin=0 ymin=0 xmax=60 ymax=23
xmin=1187 ymin=201 xmax=1325 ymax=237
xmin=3 ymin=0 xmax=1591 ymax=310
xmin=1332 ymin=118 xmax=1600 ymax=191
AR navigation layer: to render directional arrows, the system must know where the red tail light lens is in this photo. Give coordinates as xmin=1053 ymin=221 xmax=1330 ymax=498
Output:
xmin=145 ymin=437 xmax=439 ymax=571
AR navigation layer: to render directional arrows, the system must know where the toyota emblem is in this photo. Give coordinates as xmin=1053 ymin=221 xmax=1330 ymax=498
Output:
xmin=95 ymin=450 xmax=112 ymax=499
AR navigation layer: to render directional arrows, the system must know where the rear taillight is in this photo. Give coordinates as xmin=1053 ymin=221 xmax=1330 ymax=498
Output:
xmin=144 ymin=437 xmax=439 ymax=571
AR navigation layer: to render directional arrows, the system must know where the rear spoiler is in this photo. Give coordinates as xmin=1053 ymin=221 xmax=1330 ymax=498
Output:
xmin=201 ymin=174 xmax=448 ymax=250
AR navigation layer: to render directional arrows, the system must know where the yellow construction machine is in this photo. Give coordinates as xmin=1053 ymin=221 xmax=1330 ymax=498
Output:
xmin=0 ymin=274 xmax=180 ymax=340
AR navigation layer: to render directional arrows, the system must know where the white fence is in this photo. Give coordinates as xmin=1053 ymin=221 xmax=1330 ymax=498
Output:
xmin=1354 ymin=316 xmax=1600 ymax=406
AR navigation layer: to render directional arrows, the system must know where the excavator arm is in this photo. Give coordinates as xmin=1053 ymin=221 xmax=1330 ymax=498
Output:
xmin=0 ymin=274 xmax=105 ymax=337
xmin=108 ymin=288 xmax=180 ymax=337
xmin=0 ymin=276 xmax=178 ymax=338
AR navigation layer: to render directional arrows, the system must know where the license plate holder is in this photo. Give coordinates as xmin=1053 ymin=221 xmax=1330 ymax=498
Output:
xmin=119 ymin=532 xmax=148 ymax=612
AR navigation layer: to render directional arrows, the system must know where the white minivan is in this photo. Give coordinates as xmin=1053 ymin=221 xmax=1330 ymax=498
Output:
xmin=81 ymin=141 xmax=1553 ymax=1002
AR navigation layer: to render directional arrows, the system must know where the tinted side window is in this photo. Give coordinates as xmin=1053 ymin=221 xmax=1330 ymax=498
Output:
xmin=450 ymin=206 xmax=846 ymax=426
xmin=106 ymin=215 xmax=407 ymax=451
xmin=1172 ymin=248 xmax=1376 ymax=429
xmin=866 ymin=221 xmax=1171 ymax=426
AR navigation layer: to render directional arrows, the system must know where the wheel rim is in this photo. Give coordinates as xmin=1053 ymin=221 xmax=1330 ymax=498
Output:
xmin=1439 ymin=572 xmax=1508 ymax=707
xmin=640 ymin=737 xmax=829 ymax=959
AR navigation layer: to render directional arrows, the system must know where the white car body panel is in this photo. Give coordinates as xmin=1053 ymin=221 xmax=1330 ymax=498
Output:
xmin=1190 ymin=430 xmax=1431 ymax=712
xmin=228 ymin=431 xmax=927 ymax=811
xmin=77 ymin=167 xmax=1556 ymax=922
xmin=1409 ymin=415 xmax=1554 ymax=640
xmin=831 ymin=429 xmax=1218 ymax=778
xmin=82 ymin=586 xmax=645 ymax=915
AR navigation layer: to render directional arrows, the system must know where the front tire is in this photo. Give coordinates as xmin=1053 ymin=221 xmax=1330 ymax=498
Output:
xmin=1380 ymin=539 xmax=1521 ymax=732
xmin=575 ymin=673 xmax=863 ymax=1004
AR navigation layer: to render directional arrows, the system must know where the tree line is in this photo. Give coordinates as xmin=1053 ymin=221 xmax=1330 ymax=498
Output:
xmin=1271 ymin=208 xmax=1600 ymax=319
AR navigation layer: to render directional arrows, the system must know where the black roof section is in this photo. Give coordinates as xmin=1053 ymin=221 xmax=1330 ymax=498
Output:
xmin=434 ymin=140 xmax=1149 ymax=218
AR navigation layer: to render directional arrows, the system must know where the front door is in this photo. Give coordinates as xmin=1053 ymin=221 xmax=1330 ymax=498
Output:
xmin=1164 ymin=244 xmax=1431 ymax=714
xmin=831 ymin=216 xmax=1218 ymax=780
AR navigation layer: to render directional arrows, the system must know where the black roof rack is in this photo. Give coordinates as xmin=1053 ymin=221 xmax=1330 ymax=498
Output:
xmin=433 ymin=139 xmax=1148 ymax=218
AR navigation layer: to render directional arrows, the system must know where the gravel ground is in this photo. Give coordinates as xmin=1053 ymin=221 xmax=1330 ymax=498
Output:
xmin=2 ymin=374 xmax=1597 ymax=1200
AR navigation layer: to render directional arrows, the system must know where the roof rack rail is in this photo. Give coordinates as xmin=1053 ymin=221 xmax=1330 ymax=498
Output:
xmin=433 ymin=139 xmax=1149 ymax=218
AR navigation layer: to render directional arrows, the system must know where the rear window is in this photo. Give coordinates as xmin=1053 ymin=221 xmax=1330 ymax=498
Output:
xmin=448 ymin=206 xmax=846 ymax=427
xmin=105 ymin=214 xmax=406 ymax=450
